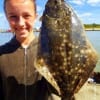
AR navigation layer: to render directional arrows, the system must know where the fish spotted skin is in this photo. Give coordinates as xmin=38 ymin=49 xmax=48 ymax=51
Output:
xmin=35 ymin=0 xmax=98 ymax=98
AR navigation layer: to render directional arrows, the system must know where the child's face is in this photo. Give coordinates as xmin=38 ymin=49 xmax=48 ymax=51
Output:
xmin=5 ymin=0 xmax=37 ymax=40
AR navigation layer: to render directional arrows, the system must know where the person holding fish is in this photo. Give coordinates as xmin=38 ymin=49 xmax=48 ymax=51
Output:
xmin=0 ymin=0 xmax=98 ymax=100
xmin=0 ymin=0 xmax=62 ymax=100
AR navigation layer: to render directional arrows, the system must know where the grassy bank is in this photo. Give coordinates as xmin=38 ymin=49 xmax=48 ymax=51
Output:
xmin=84 ymin=24 xmax=100 ymax=31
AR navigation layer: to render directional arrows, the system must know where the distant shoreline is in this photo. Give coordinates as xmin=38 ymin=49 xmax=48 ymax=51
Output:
xmin=0 ymin=28 xmax=100 ymax=34
xmin=85 ymin=28 xmax=100 ymax=31
xmin=84 ymin=24 xmax=100 ymax=31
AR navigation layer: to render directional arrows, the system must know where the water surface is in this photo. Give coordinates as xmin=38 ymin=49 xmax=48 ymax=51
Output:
xmin=0 ymin=31 xmax=100 ymax=72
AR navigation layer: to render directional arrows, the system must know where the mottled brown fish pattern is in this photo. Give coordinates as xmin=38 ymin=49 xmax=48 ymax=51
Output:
xmin=34 ymin=0 xmax=98 ymax=99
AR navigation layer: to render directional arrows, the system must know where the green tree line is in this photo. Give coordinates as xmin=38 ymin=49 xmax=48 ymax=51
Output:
xmin=84 ymin=23 xmax=100 ymax=29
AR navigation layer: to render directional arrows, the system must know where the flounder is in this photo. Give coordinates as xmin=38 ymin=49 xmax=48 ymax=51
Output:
xmin=34 ymin=0 xmax=98 ymax=99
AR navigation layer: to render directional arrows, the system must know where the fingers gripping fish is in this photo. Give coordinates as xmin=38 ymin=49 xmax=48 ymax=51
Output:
xmin=34 ymin=0 xmax=98 ymax=99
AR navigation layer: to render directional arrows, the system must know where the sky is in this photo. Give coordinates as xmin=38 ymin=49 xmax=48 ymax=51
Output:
xmin=0 ymin=0 xmax=100 ymax=29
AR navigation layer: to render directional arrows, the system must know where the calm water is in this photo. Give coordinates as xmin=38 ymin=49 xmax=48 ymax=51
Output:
xmin=86 ymin=31 xmax=100 ymax=72
xmin=0 ymin=31 xmax=100 ymax=72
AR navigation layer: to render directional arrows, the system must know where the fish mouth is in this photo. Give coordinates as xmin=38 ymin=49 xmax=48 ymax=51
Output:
xmin=44 ymin=0 xmax=69 ymax=18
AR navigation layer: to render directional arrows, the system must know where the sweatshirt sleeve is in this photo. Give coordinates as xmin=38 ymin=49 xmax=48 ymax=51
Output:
xmin=0 ymin=72 xmax=4 ymax=99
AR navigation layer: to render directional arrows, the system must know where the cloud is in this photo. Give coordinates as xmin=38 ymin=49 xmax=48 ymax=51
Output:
xmin=68 ymin=0 xmax=85 ymax=5
xmin=0 ymin=13 xmax=4 ymax=17
xmin=35 ymin=14 xmax=42 ymax=28
xmin=87 ymin=0 xmax=100 ymax=6
xmin=77 ymin=12 xmax=99 ymax=24
xmin=79 ymin=12 xmax=92 ymax=17
xmin=0 ymin=13 xmax=9 ymax=29
xmin=68 ymin=0 xmax=100 ymax=6
xmin=37 ymin=5 xmax=43 ymax=12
